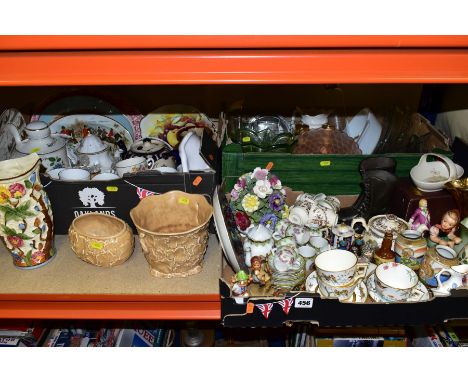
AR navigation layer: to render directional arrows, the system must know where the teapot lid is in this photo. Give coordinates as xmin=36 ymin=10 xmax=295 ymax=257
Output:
xmin=25 ymin=121 xmax=49 ymax=132
xmin=332 ymin=223 xmax=354 ymax=236
xmin=77 ymin=134 xmax=108 ymax=154
xmin=246 ymin=224 xmax=272 ymax=241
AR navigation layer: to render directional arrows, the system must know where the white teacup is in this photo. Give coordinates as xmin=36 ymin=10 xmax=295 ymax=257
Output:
xmin=315 ymin=249 xmax=368 ymax=286
xmin=298 ymin=245 xmax=316 ymax=273
xmin=374 ymin=262 xmax=423 ymax=302
xmin=310 ymin=236 xmax=330 ymax=254
xmin=318 ymin=276 xmax=358 ymax=300
xmin=58 ymin=168 xmax=91 ymax=182
xmin=46 ymin=168 xmax=63 ymax=180
xmin=115 ymin=157 xmax=148 ymax=177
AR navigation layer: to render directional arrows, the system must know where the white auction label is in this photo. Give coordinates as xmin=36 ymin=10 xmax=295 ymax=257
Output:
xmin=294 ymin=298 xmax=314 ymax=308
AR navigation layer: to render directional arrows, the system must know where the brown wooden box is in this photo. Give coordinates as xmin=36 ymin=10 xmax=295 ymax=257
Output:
xmin=390 ymin=177 xmax=458 ymax=225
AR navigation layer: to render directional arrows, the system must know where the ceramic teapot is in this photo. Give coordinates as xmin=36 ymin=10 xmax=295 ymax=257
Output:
xmin=8 ymin=121 xmax=75 ymax=171
xmin=432 ymin=264 xmax=468 ymax=296
xmin=128 ymin=137 xmax=175 ymax=169
xmin=76 ymin=134 xmax=115 ymax=174
xmin=242 ymin=224 xmax=274 ymax=267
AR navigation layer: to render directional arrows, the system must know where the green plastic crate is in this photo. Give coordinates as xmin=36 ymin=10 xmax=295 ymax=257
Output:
xmin=222 ymin=143 xmax=452 ymax=195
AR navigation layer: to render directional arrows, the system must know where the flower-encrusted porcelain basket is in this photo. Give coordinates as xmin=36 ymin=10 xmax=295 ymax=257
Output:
xmin=229 ymin=167 xmax=289 ymax=233
xmin=0 ymin=153 xmax=55 ymax=268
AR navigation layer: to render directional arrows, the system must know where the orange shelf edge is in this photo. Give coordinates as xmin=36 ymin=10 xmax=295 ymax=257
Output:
xmin=2 ymin=35 xmax=468 ymax=50
xmin=1 ymin=49 xmax=468 ymax=85
xmin=0 ymin=294 xmax=221 ymax=320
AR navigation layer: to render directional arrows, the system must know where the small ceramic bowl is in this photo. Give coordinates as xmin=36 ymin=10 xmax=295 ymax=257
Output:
xmin=69 ymin=213 xmax=134 ymax=267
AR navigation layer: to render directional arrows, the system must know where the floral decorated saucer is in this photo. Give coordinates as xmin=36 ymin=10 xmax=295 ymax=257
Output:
xmin=366 ymin=273 xmax=431 ymax=303
xmin=305 ymin=271 xmax=368 ymax=303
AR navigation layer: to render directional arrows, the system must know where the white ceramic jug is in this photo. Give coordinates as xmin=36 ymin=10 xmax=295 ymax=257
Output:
xmin=433 ymin=264 xmax=468 ymax=296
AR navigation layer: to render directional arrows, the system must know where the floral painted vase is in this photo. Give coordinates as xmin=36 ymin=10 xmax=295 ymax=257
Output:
xmin=0 ymin=153 xmax=55 ymax=268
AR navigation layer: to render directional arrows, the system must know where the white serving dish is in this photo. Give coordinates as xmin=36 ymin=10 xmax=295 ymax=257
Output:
xmin=410 ymin=153 xmax=464 ymax=192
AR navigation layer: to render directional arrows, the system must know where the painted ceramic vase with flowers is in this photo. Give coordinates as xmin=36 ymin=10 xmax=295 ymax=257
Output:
xmin=0 ymin=153 xmax=55 ymax=269
xmin=230 ymin=167 xmax=288 ymax=233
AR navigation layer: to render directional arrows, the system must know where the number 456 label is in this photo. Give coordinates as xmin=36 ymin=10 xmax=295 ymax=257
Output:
xmin=294 ymin=298 xmax=314 ymax=308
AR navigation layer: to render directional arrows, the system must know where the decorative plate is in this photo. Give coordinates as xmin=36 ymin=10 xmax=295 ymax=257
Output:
xmin=31 ymin=94 xmax=143 ymax=139
xmin=0 ymin=108 xmax=26 ymax=161
xmin=139 ymin=105 xmax=215 ymax=147
xmin=213 ymin=186 xmax=246 ymax=273
xmin=305 ymin=271 xmax=368 ymax=303
xmin=48 ymin=114 xmax=133 ymax=150
xmin=366 ymin=273 xmax=431 ymax=303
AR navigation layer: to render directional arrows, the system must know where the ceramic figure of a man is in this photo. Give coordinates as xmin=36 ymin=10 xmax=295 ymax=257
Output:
xmin=408 ymin=198 xmax=431 ymax=233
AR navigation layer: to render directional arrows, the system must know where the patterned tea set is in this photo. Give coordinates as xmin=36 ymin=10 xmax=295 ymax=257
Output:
xmin=1 ymin=104 xmax=216 ymax=182
xmin=227 ymin=166 xmax=468 ymax=303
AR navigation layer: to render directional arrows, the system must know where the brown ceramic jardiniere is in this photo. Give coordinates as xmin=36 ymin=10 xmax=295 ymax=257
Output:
xmin=69 ymin=213 xmax=134 ymax=267
xmin=130 ymin=190 xmax=213 ymax=278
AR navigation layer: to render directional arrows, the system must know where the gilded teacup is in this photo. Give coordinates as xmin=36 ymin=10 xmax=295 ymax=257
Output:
xmin=315 ymin=249 xmax=368 ymax=286
xmin=374 ymin=262 xmax=423 ymax=302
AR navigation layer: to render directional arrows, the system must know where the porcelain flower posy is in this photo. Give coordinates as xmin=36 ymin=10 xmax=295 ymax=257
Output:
xmin=230 ymin=167 xmax=288 ymax=231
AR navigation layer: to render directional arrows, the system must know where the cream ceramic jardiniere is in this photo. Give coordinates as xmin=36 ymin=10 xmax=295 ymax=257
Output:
xmin=0 ymin=153 xmax=55 ymax=268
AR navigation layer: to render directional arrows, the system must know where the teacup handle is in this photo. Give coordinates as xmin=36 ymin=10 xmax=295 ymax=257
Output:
xmin=146 ymin=157 xmax=156 ymax=169
xmin=355 ymin=263 xmax=369 ymax=281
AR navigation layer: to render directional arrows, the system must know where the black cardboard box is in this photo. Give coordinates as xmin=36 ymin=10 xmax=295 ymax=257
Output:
xmin=43 ymin=133 xmax=219 ymax=234
xmin=215 ymin=186 xmax=468 ymax=328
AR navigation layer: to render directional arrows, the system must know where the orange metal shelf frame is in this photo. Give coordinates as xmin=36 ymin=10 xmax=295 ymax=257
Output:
xmin=1 ymin=35 xmax=467 ymax=321
xmin=1 ymin=35 xmax=468 ymax=50
xmin=1 ymin=49 xmax=468 ymax=85
xmin=0 ymin=294 xmax=221 ymax=320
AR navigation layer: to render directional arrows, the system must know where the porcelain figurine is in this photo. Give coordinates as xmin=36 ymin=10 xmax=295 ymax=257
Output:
xmin=428 ymin=209 xmax=462 ymax=248
xmin=231 ymin=270 xmax=253 ymax=297
xmin=433 ymin=264 xmax=468 ymax=296
xmin=360 ymin=239 xmax=378 ymax=262
xmin=243 ymin=224 xmax=274 ymax=267
xmin=0 ymin=153 xmax=55 ymax=268
xmin=349 ymin=221 xmax=366 ymax=257
xmin=249 ymin=255 xmax=271 ymax=287
xmin=408 ymin=198 xmax=431 ymax=233
xmin=8 ymin=120 xmax=74 ymax=171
